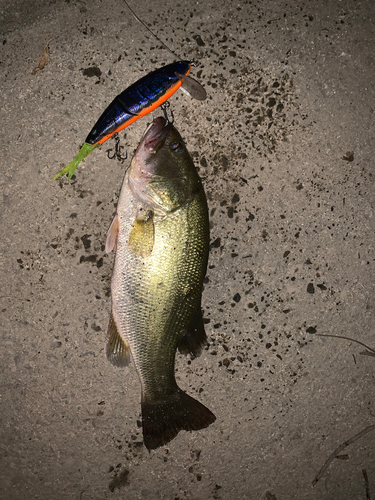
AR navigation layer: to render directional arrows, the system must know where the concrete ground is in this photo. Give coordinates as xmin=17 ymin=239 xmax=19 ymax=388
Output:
xmin=1 ymin=0 xmax=374 ymax=498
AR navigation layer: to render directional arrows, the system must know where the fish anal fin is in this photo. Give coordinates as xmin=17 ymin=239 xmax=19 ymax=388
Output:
xmin=105 ymin=214 xmax=119 ymax=253
xmin=105 ymin=313 xmax=130 ymax=367
xmin=178 ymin=309 xmax=207 ymax=358
xmin=142 ymin=389 xmax=215 ymax=450
xmin=128 ymin=209 xmax=154 ymax=258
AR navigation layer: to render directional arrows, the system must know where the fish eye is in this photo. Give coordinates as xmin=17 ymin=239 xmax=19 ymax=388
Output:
xmin=171 ymin=141 xmax=181 ymax=151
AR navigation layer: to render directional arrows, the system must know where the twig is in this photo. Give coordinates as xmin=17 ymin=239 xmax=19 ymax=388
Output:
xmin=312 ymin=425 xmax=375 ymax=486
xmin=363 ymin=469 xmax=371 ymax=500
xmin=0 ymin=295 xmax=30 ymax=302
xmin=313 ymin=333 xmax=375 ymax=354
xmin=360 ymin=351 xmax=375 ymax=358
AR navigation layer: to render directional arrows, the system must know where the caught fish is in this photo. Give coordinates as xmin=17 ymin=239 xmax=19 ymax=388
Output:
xmin=105 ymin=116 xmax=215 ymax=449
xmin=53 ymin=61 xmax=206 ymax=181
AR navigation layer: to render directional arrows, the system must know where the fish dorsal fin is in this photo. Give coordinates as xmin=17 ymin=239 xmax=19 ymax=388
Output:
xmin=105 ymin=214 xmax=119 ymax=253
xmin=128 ymin=209 xmax=154 ymax=258
xmin=177 ymin=308 xmax=207 ymax=358
xmin=105 ymin=313 xmax=131 ymax=367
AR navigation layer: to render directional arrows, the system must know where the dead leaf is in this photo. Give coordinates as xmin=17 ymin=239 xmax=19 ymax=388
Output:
xmin=32 ymin=38 xmax=54 ymax=75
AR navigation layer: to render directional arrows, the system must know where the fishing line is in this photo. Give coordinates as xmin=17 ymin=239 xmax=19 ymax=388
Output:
xmin=123 ymin=0 xmax=182 ymax=61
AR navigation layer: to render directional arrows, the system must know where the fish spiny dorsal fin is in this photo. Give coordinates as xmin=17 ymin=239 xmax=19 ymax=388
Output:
xmin=105 ymin=313 xmax=131 ymax=367
xmin=128 ymin=209 xmax=154 ymax=258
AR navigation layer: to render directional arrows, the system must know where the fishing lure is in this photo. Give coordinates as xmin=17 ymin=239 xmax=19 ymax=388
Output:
xmin=53 ymin=60 xmax=206 ymax=180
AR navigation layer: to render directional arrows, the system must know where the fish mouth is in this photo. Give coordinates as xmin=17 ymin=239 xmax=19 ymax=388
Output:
xmin=142 ymin=117 xmax=170 ymax=151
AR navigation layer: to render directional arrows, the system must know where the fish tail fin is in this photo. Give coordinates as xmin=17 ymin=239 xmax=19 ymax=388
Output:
xmin=141 ymin=389 xmax=216 ymax=450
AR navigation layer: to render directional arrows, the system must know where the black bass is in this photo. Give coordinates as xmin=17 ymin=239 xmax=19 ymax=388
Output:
xmin=105 ymin=116 xmax=215 ymax=450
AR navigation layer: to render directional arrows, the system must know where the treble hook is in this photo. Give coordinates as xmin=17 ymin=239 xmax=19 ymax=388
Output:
xmin=161 ymin=101 xmax=174 ymax=125
xmin=106 ymin=134 xmax=127 ymax=162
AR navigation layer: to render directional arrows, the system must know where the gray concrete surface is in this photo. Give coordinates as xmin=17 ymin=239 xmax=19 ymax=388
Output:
xmin=1 ymin=0 xmax=374 ymax=498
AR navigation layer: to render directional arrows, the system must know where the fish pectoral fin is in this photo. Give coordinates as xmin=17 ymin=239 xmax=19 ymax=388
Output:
xmin=128 ymin=210 xmax=154 ymax=257
xmin=105 ymin=313 xmax=131 ymax=367
xmin=177 ymin=308 xmax=207 ymax=358
xmin=105 ymin=214 xmax=119 ymax=253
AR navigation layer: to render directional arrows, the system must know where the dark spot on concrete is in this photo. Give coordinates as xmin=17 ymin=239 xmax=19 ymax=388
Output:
xmin=267 ymin=97 xmax=277 ymax=107
xmin=317 ymin=283 xmax=327 ymax=290
xmin=306 ymin=326 xmax=316 ymax=333
xmin=79 ymin=255 xmax=97 ymax=263
xmin=283 ymin=251 xmax=290 ymax=258
xmin=307 ymin=283 xmax=315 ymax=294
xmin=108 ymin=468 xmax=129 ymax=492
xmin=233 ymin=293 xmax=241 ymax=303
xmin=220 ymin=154 xmax=229 ymax=170
xmin=82 ymin=66 xmax=102 ymax=78
xmin=200 ymin=157 xmax=207 ymax=168
xmin=210 ymin=237 xmax=221 ymax=249
xmin=81 ymin=234 xmax=91 ymax=250
xmin=193 ymin=34 xmax=205 ymax=46
xmin=343 ymin=151 xmax=354 ymax=162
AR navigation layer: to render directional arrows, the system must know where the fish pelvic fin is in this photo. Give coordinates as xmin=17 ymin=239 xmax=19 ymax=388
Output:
xmin=105 ymin=313 xmax=131 ymax=367
xmin=178 ymin=309 xmax=207 ymax=358
xmin=105 ymin=214 xmax=119 ymax=253
xmin=141 ymin=389 xmax=216 ymax=450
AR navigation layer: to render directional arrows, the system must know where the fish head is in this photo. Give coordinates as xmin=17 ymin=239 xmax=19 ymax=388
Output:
xmin=129 ymin=117 xmax=201 ymax=213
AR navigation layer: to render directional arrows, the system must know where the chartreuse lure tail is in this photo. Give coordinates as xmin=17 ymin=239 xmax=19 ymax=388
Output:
xmin=53 ymin=142 xmax=98 ymax=181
